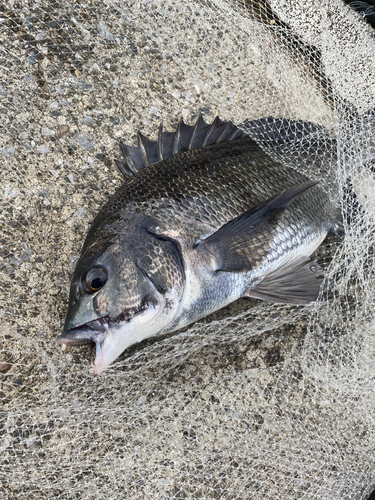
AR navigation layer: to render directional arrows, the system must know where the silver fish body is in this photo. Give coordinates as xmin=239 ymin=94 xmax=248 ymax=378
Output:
xmin=58 ymin=115 xmax=341 ymax=374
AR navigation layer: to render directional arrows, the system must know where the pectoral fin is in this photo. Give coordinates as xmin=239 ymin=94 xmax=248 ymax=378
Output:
xmin=247 ymin=259 xmax=324 ymax=305
xmin=197 ymin=182 xmax=317 ymax=272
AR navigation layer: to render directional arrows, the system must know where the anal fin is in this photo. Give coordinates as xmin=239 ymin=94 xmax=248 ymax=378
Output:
xmin=247 ymin=259 xmax=324 ymax=305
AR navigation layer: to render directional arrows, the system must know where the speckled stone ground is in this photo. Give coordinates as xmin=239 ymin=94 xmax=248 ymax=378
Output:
xmin=1 ymin=1 xmax=375 ymax=499
xmin=0 ymin=0 xmax=338 ymax=368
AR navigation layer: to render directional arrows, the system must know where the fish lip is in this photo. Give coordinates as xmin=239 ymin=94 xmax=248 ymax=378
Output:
xmin=57 ymin=316 xmax=109 ymax=351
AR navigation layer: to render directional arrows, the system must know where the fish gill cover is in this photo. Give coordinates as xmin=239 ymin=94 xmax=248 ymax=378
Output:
xmin=0 ymin=0 xmax=375 ymax=499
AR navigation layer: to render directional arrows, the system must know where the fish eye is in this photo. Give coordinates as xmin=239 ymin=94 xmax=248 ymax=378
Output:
xmin=83 ymin=267 xmax=107 ymax=293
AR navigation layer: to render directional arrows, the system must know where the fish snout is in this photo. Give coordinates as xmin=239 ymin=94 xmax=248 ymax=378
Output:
xmin=58 ymin=318 xmax=109 ymax=351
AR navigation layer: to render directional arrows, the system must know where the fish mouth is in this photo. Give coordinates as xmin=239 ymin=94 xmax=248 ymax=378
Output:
xmin=57 ymin=317 xmax=109 ymax=371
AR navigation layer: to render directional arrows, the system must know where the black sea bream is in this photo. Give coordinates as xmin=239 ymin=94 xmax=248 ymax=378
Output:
xmin=58 ymin=115 xmax=342 ymax=374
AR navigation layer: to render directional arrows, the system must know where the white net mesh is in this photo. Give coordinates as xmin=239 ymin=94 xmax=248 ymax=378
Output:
xmin=1 ymin=0 xmax=375 ymax=498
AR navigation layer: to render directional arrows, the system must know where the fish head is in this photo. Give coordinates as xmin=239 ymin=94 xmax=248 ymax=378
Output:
xmin=58 ymin=228 xmax=185 ymax=374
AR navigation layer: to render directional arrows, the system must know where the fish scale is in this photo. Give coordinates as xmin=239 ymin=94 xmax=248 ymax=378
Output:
xmin=87 ymin=137 xmax=330 ymax=255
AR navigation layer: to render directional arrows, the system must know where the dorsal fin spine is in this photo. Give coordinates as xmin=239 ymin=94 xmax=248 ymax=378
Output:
xmin=137 ymin=131 xmax=150 ymax=168
xmin=158 ymin=122 xmax=164 ymax=161
xmin=217 ymin=121 xmax=233 ymax=143
xmin=202 ymin=116 xmax=220 ymax=147
xmin=117 ymin=115 xmax=245 ymax=180
xmin=120 ymin=143 xmax=139 ymax=174
xmin=115 ymin=159 xmax=132 ymax=178
xmin=188 ymin=113 xmax=205 ymax=150
xmin=173 ymin=118 xmax=183 ymax=155
xmin=229 ymin=128 xmax=243 ymax=141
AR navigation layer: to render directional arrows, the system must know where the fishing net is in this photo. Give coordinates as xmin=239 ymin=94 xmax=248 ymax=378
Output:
xmin=1 ymin=0 xmax=375 ymax=498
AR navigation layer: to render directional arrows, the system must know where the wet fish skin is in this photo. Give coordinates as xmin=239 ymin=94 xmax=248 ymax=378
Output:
xmin=58 ymin=115 xmax=341 ymax=374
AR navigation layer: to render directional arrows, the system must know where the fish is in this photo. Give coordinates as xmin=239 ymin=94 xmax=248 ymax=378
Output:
xmin=58 ymin=114 xmax=343 ymax=374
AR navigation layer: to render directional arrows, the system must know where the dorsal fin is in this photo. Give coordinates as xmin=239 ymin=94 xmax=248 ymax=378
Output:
xmin=189 ymin=114 xmax=210 ymax=150
xmin=137 ymin=131 xmax=159 ymax=167
xmin=115 ymin=115 xmax=245 ymax=179
xmin=119 ymin=142 xmax=142 ymax=177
